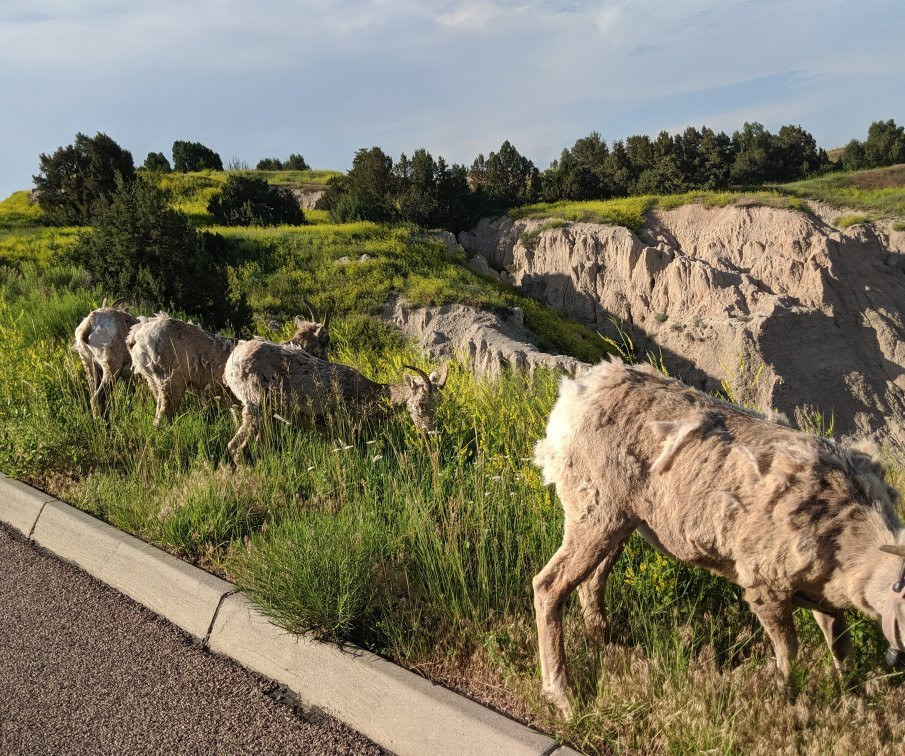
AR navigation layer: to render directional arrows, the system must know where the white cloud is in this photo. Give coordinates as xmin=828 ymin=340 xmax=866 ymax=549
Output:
xmin=1 ymin=0 xmax=903 ymax=198
xmin=436 ymin=1 xmax=503 ymax=29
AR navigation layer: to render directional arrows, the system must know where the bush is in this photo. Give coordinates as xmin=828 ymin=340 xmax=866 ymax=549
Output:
xmin=256 ymin=154 xmax=310 ymax=171
xmin=143 ymin=152 xmax=171 ymax=173
xmin=284 ymin=153 xmax=310 ymax=171
xmin=172 ymin=140 xmax=223 ymax=172
xmin=208 ymin=175 xmax=305 ymax=226
xmin=33 ymin=132 xmax=135 ymax=225
xmin=73 ymin=177 xmax=252 ymax=331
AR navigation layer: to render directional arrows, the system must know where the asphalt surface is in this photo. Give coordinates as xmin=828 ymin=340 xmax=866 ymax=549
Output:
xmin=0 ymin=524 xmax=382 ymax=755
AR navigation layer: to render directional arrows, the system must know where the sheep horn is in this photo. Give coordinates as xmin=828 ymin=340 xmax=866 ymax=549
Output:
xmin=301 ymin=299 xmax=318 ymax=323
xmin=403 ymin=364 xmax=432 ymax=385
xmin=880 ymin=544 xmax=905 ymax=558
xmin=110 ymin=296 xmax=130 ymax=311
xmin=322 ymin=310 xmax=330 ymax=329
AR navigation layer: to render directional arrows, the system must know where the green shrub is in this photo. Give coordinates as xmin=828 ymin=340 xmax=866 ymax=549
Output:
xmin=208 ymin=175 xmax=305 ymax=227
xmin=172 ymin=140 xmax=223 ymax=172
xmin=143 ymin=152 xmax=171 ymax=173
xmin=72 ymin=177 xmax=252 ymax=331
xmin=33 ymin=132 xmax=135 ymax=225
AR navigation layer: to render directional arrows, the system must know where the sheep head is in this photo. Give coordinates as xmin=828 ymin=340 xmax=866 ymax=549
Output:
xmin=290 ymin=308 xmax=330 ymax=360
xmin=398 ymin=363 xmax=448 ymax=433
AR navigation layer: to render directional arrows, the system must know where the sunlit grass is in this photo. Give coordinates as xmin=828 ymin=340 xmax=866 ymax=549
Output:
xmin=774 ymin=164 xmax=905 ymax=221
xmin=513 ymin=190 xmax=810 ymax=230
xmin=4 ymin=166 xmax=905 ymax=752
xmin=0 ymin=190 xmax=45 ymax=230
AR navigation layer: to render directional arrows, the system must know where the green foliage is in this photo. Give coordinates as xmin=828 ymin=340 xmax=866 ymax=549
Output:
xmin=835 ymin=214 xmax=871 ymax=228
xmin=33 ymin=132 xmax=135 ymax=225
xmin=143 ymin=152 xmax=171 ymax=173
xmin=284 ymin=153 xmax=309 ymax=171
xmin=0 ymin=190 xmax=45 ymax=231
xmin=256 ymin=157 xmax=283 ymax=170
xmin=3 ymin=214 xmax=904 ymax=753
xmin=208 ymin=174 xmax=305 ymax=227
xmin=843 ymin=120 xmax=905 ymax=171
xmin=470 ymin=140 xmax=540 ymax=212
xmin=72 ymin=177 xmax=252 ymax=331
xmin=775 ymin=165 xmax=905 ymax=221
xmin=172 ymin=140 xmax=223 ymax=172
xmin=519 ymin=219 xmax=568 ymax=251
xmin=320 ymin=147 xmax=474 ymax=231
xmin=513 ymin=195 xmax=655 ymax=229
xmin=537 ymin=122 xmax=831 ymax=207
xmin=256 ymin=153 xmax=310 ymax=171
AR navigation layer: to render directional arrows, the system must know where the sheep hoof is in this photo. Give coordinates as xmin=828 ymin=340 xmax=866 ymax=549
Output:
xmin=584 ymin=614 xmax=609 ymax=648
xmin=542 ymin=686 xmax=574 ymax=720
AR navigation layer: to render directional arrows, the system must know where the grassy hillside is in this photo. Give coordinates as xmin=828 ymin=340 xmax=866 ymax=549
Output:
xmin=2 ymin=179 xmax=905 ymax=753
xmin=774 ymin=163 xmax=905 ymax=222
xmin=511 ymin=191 xmax=811 ymax=230
xmin=511 ymin=165 xmax=905 ymax=230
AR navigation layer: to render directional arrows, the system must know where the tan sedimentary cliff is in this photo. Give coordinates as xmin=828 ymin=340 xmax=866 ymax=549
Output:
xmin=381 ymin=298 xmax=585 ymax=379
xmin=459 ymin=206 xmax=905 ymax=444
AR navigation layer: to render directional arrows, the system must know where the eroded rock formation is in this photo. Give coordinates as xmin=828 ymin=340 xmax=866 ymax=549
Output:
xmin=459 ymin=206 xmax=905 ymax=444
xmin=381 ymin=298 xmax=585 ymax=379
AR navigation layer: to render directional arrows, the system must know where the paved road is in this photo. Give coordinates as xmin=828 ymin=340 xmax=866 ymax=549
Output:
xmin=0 ymin=524 xmax=382 ymax=755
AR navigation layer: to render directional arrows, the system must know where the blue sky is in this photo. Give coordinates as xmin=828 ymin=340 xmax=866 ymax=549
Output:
xmin=2 ymin=0 xmax=903 ymax=199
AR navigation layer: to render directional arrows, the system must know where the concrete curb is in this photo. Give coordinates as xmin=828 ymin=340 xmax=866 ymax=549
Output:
xmin=0 ymin=476 xmax=575 ymax=756
xmin=30 ymin=500 xmax=235 ymax=640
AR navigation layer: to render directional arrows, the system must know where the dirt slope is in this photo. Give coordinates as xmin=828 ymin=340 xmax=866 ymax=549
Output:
xmin=459 ymin=206 xmax=905 ymax=445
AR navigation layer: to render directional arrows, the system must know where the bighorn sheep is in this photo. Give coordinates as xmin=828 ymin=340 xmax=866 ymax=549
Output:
xmin=533 ymin=357 xmax=905 ymax=718
xmin=127 ymin=314 xmax=236 ymax=427
xmin=126 ymin=308 xmax=331 ymax=426
xmin=224 ymin=339 xmax=447 ymax=463
xmin=284 ymin=301 xmax=330 ymax=360
xmin=73 ymin=298 xmax=139 ymax=417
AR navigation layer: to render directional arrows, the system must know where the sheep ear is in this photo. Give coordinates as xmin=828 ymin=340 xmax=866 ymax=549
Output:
xmin=435 ymin=362 xmax=448 ymax=389
xmin=294 ymin=315 xmax=305 ymax=328
xmin=880 ymin=545 xmax=905 ymax=558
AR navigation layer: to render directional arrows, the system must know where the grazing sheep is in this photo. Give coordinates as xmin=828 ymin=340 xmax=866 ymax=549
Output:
xmin=126 ymin=307 xmax=331 ymax=426
xmin=73 ymin=298 xmax=139 ymax=417
xmin=532 ymin=356 xmax=905 ymax=718
xmin=284 ymin=301 xmax=330 ymax=360
xmin=126 ymin=314 xmax=235 ymax=427
xmin=224 ymin=338 xmax=447 ymax=463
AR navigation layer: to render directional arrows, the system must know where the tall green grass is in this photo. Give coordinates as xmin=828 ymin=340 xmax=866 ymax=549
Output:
xmin=3 ymin=176 xmax=905 ymax=752
xmin=513 ymin=190 xmax=810 ymax=230
xmin=774 ymin=165 xmax=905 ymax=220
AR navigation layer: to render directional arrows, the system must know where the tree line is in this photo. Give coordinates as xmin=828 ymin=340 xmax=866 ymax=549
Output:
xmin=31 ymin=118 xmax=905 ymax=234
xmin=316 ymin=119 xmax=905 ymax=230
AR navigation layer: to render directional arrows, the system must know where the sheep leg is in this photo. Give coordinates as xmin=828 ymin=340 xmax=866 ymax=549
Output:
xmin=152 ymin=385 xmax=167 ymax=428
xmin=91 ymin=367 xmax=114 ymax=417
xmin=164 ymin=383 xmax=186 ymax=422
xmin=812 ymin=609 xmax=852 ymax=671
xmin=80 ymin=356 xmax=100 ymax=399
xmin=82 ymin=360 xmax=103 ymax=417
xmin=746 ymin=589 xmax=798 ymax=680
xmin=228 ymin=406 xmax=260 ymax=465
xmin=533 ymin=516 xmax=635 ymax=719
xmin=577 ymin=533 xmax=632 ymax=647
